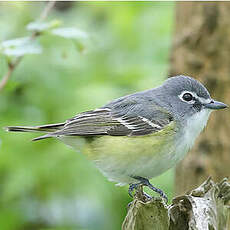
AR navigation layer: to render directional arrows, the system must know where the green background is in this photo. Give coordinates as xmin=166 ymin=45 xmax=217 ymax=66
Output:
xmin=0 ymin=2 xmax=174 ymax=230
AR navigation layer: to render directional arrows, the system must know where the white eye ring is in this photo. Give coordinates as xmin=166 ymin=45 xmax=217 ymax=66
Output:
xmin=179 ymin=91 xmax=196 ymax=104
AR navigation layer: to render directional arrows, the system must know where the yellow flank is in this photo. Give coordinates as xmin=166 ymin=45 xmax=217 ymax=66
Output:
xmin=83 ymin=121 xmax=177 ymax=163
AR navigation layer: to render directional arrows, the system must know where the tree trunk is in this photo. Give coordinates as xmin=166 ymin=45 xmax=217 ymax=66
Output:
xmin=122 ymin=178 xmax=230 ymax=230
xmin=170 ymin=2 xmax=230 ymax=196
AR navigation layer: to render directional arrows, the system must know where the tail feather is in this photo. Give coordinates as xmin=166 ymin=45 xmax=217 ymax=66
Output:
xmin=5 ymin=123 xmax=65 ymax=141
xmin=32 ymin=134 xmax=54 ymax=141
xmin=5 ymin=123 xmax=65 ymax=133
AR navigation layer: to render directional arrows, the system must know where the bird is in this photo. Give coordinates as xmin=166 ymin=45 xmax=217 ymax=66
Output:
xmin=5 ymin=75 xmax=228 ymax=202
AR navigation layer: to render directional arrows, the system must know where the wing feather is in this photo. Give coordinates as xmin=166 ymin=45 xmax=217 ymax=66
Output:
xmin=32 ymin=94 xmax=174 ymax=140
xmin=43 ymin=108 xmax=173 ymax=138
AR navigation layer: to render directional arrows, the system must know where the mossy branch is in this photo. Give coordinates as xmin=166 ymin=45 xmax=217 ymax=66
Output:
xmin=122 ymin=177 xmax=230 ymax=230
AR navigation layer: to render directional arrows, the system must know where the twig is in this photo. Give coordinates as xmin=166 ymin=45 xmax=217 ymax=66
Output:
xmin=39 ymin=1 xmax=56 ymax=21
xmin=0 ymin=1 xmax=56 ymax=92
xmin=0 ymin=57 xmax=22 ymax=91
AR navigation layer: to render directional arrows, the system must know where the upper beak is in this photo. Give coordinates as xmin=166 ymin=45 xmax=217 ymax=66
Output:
xmin=204 ymin=100 xmax=228 ymax=110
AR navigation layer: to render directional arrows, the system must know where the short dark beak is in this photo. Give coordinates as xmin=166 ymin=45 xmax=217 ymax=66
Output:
xmin=204 ymin=100 xmax=228 ymax=110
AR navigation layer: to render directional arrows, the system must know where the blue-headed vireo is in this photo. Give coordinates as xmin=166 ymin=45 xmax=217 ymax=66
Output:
xmin=6 ymin=75 xmax=228 ymax=202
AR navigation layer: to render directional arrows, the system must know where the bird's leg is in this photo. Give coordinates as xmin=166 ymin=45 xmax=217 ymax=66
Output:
xmin=132 ymin=176 xmax=168 ymax=203
xmin=128 ymin=182 xmax=141 ymax=197
xmin=128 ymin=182 xmax=152 ymax=203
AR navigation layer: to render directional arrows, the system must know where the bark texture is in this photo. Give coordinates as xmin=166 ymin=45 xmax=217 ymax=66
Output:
xmin=122 ymin=178 xmax=230 ymax=230
xmin=170 ymin=2 xmax=230 ymax=195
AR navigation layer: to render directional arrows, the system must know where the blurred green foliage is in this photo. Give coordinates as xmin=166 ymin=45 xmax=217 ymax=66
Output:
xmin=0 ymin=2 xmax=174 ymax=230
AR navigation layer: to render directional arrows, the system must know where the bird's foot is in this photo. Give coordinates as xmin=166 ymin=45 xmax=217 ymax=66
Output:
xmin=128 ymin=182 xmax=141 ymax=197
xmin=127 ymin=191 xmax=152 ymax=208
xmin=128 ymin=183 xmax=152 ymax=203
xmin=128 ymin=176 xmax=168 ymax=203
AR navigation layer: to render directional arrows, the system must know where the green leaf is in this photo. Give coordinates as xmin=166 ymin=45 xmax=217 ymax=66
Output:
xmin=2 ymin=37 xmax=30 ymax=48
xmin=51 ymin=27 xmax=88 ymax=40
xmin=1 ymin=37 xmax=42 ymax=57
xmin=26 ymin=20 xmax=61 ymax=32
xmin=51 ymin=27 xmax=88 ymax=53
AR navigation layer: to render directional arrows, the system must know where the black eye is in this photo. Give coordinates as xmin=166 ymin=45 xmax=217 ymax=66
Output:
xmin=182 ymin=93 xmax=193 ymax=102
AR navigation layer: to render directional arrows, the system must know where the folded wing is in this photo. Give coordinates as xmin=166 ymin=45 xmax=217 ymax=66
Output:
xmin=32 ymin=97 xmax=173 ymax=140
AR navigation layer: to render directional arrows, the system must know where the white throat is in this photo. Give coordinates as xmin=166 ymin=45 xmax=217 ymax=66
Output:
xmin=183 ymin=108 xmax=212 ymax=150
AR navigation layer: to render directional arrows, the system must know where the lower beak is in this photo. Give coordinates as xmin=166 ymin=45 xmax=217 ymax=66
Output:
xmin=204 ymin=100 xmax=228 ymax=110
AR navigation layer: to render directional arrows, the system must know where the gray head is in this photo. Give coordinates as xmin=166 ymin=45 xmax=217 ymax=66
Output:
xmin=155 ymin=75 xmax=227 ymax=119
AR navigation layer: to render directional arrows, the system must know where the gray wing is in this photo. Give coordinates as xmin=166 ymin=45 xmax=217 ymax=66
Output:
xmin=35 ymin=95 xmax=174 ymax=140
